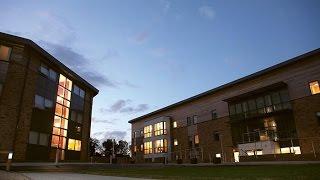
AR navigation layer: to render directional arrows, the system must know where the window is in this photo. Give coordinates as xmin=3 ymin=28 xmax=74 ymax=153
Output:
xmin=34 ymin=95 xmax=53 ymax=109
xmin=39 ymin=133 xmax=48 ymax=146
xmin=28 ymin=131 xmax=48 ymax=146
xmin=174 ymin=139 xmax=178 ymax=146
xmin=214 ymin=132 xmax=220 ymax=141
xmin=144 ymin=141 xmax=152 ymax=154
xmin=173 ymin=121 xmax=177 ymax=128
xmin=212 ymin=110 xmax=218 ymax=120
xmin=0 ymin=45 xmax=12 ymax=61
xmin=144 ymin=125 xmax=152 ymax=138
xmin=193 ymin=115 xmax=198 ymax=124
xmin=39 ymin=64 xmax=57 ymax=82
xmin=229 ymin=105 xmax=236 ymax=115
xmin=29 ymin=131 xmax=38 ymax=145
xmin=187 ymin=117 xmax=192 ymax=126
xmin=154 ymin=122 xmax=167 ymax=136
xmin=73 ymin=84 xmax=85 ymax=98
xmin=68 ymin=139 xmax=81 ymax=151
xmin=310 ymin=81 xmax=320 ymax=95
xmin=215 ymin=153 xmax=221 ymax=158
xmin=194 ymin=135 xmax=199 ymax=144
xmin=70 ymin=110 xmax=83 ymax=123
xmin=154 ymin=139 xmax=168 ymax=153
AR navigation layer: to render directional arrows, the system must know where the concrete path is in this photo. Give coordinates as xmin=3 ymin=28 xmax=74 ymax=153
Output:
xmin=23 ymin=172 xmax=150 ymax=180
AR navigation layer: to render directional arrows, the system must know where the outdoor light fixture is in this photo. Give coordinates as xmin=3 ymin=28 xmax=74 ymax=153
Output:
xmin=216 ymin=153 xmax=221 ymax=158
xmin=8 ymin=152 xmax=13 ymax=160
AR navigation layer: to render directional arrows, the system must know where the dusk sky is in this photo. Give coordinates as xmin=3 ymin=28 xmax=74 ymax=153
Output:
xmin=1 ymin=0 xmax=320 ymax=143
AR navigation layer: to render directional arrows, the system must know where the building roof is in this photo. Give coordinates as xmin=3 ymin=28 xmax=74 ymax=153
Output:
xmin=0 ymin=32 xmax=99 ymax=96
xmin=129 ymin=48 xmax=320 ymax=123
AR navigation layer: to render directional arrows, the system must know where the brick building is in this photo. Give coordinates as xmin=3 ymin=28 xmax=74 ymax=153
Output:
xmin=0 ymin=32 xmax=98 ymax=162
xmin=129 ymin=48 xmax=320 ymax=163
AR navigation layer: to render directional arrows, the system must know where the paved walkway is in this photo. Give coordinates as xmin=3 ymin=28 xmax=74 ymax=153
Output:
xmin=23 ymin=172 xmax=150 ymax=180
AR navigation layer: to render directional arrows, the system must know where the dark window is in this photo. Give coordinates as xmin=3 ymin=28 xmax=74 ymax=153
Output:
xmin=235 ymin=104 xmax=242 ymax=114
xmin=229 ymin=105 xmax=236 ymax=115
xmin=39 ymin=64 xmax=57 ymax=82
xmin=212 ymin=110 xmax=218 ymax=119
xmin=256 ymin=97 xmax=265 ymax=108
xmin=70 ymin=110 xmax=83 ymax=124
xmin=193 ymin=115 xmax=198 ymax=124
xmin=271 ymin=92 xmax=281 ymax=104
xmin=73 ymin=84 xmax=85 ymax=98
xmin=248 ymin=99 xmax=256 ymax=110
xmin=214 ymin=132 xmax=220 ymax=141
xmin=187 ymin=117 xmax=192 ymax=126
xmin=242 ymin=102 xmax=248 ymax=112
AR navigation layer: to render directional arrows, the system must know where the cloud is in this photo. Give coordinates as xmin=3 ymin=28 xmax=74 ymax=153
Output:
xmin=39 ymin=40 xmax=118 ymax=88
xmin=199 ymin=6 xmax=215 ymax=19
xmin=123 ymin=80 xmax=139 ymax=88
xmin=92 ymin=117 xmax=117 ymax=124
xmin=93 ymin=131 xmax=127 ymax=141
xmin=151 ymin=47 xmax=168 ymax=57
xmin=160 ymin=0 xmax=171 ymax=14
xmin=100 ymin=99 xmax=149 ymax=114
xmin=132 ymin=31 xmax=149 ymax=44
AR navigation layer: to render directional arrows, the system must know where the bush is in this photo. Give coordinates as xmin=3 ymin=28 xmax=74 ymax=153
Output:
xmin=190 ymin=158 xmax=198 ymax=164
xmin=177 ymin=159 xmax=183 ymax=164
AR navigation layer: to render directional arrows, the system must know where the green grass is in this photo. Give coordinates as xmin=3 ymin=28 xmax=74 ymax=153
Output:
xmin=79 ymin=164 xmax=320 ymax=179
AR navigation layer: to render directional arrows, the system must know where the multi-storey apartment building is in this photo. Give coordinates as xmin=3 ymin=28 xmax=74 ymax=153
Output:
xmin=129 ymin=48 xmax=320 ymax=163
xmin=0 ymin=32 xmax=98 ymax=162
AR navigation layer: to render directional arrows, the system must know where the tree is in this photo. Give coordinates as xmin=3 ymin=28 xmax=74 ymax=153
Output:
xmin=102 ymin=139 xmax=114 ymax=157
xmin=89 ymin=138 xmax=102 ymax=156
xmin=116 ymin=140 xmax=130 ymax=155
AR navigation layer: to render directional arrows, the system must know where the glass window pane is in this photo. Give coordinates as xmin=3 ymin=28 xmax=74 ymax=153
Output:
xmin=248 ymin=100 xmax=256 ymax=110
xmin=80 ymin=89 xmax=85 ymax=98
xmin=29 ymin=131 xmax=38 ymax=144
xmin=51 ymin=135 xmax=59 ymax=147
xmin=45 ymin=99 xmax=53 ymax=108
xmin=229 ymin=105 xmax=236 ymax=115
xmin=264 ymin=95 xmax=272 ymax=106
xmin=59 ymin=137 xmax=67 ymax=149
xmin=75 ymin=140 xmax=81 ymax=151
xmin=39 ymin=133 xmax=48 ymax=146
xmin=68 ymin=139 xmax=75 ymax=150
xmin=59 ymin=74 xmax=67 ymax=87
xmin=242 ymin=102 xmax=248 ymax=112
xmin=0 ymin=45 xmax=12 ymax=61
xmin=49 ymin=69 xmax=57 ymax=81
xmin=40 ymin=65 xmax=49 ymax=76
xmin=280 ymin=90 xmax=290 ymax=102
xmin=57 ymin=86 xmax=64 ymax=97
xmin=66 ymin=79 xmax=73 ymax=91
xmin=35 ymin=95 xmax=44 ymax=109
xmin=54 ymin=116 xmax=61 ymax=128
xmin=77 ymin=113 xmax=83 ymax=123
xmin=73 ymin=85 xmax=80 ymax=95
xmin=55 ymin=104 xmax=63 ymax=116
xmin=61 ymin=119 xmax=68 ymax=129
xmin=235 ymin=104 xmax=242 ymax=114
xmin=256 ymin=97 xmax=265 ymax=108
xmin=53 ymin=127 xmax=60 ymax=135
xmin=310 ymin=81 xmax=320 ymax=95
xmin=271 ymin=92 xmax=281 ymax=104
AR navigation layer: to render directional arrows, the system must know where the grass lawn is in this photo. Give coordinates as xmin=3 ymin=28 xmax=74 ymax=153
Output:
xmin=79 ymin=164 xmax=320 ymax=179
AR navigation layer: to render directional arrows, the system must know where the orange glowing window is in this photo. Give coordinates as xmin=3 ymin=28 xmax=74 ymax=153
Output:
xmin=59 ymin=74 xmax=66 ymax=87
xmin=66 ymin=79 xmax=72 ymax=91
xmin=64 ymin=90 xmax=71 ymax=100
xmin=55 ymin=104 xmax=63 ymax=116
xmin=56 ymin=96 xmax=64 ymax=105
xmin=0 ymin=45 xmax=12 ymax=61
xmin=61 ymin=119 xmax=68 ymax=129
xmin=59 ymin=137 xmax=66 ymax=149
xmin=310 ymin=81 xmax=320 ymax=95
xmin=54 ymin=116 xmax=61 ymax=128
xmin=75 ymin=140 xmax=81 ymax=151
xmin=53 ymin=127 xmax=60 ymax=135
xmin=60 ymin=129 xmax=67 ymax=137
xmin=62 ymin=107 xmax=69 ymax=119
xmin=51 ymin=135 xmax=59 ymax=147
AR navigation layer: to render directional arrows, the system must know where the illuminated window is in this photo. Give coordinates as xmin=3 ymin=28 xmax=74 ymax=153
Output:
xmin=67 ymin=139 xmax=81 ymax=151
xmin=173 ymin=121 xmax=177 ymax=128
xmin=215 ymin=153 xmax=221 ymax=158
xmin=0 ymin=45 xmax=12 ymax=61
xmin=194 ymin=135 xmax=199 ymax=144
xmin=246 ymin=150 xmax=254 ymax=156
xmin=51 ymin=74 xmax=72 ymax=150
xmin=154 ymin=139 xmax=168 ymax=153
xmin=144 ymin=141 xmax=153 ymax=154
xmin=140 ymin=144 xmax=143 ymax=152
xmin=310 ymin=81 xmax=320 ymax=95
xmin=174 ymin=139 xmax=178 ymax=146
xmin=154 ymin=122 xmax=167 ymax=136
xmin=256 ymin=150 xmax=263 ymax=155
xmin=144 ymin=125 xmax=153 ymax=138
xmin=133 ymin=146 xmax=137 ymax=152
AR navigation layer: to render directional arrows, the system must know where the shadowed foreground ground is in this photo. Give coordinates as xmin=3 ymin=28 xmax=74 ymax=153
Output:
xmin=77 ymin=164 xmax=320 ymax=179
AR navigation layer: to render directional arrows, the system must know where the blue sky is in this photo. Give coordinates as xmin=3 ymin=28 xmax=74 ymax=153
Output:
xmin=1 ymin=0 xmax=320 ymax=142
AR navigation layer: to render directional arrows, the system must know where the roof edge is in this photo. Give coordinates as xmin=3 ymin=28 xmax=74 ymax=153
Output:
xmin=0 ymin=32 xmax=99 ymax=96
xmin=129 ymin=48 xmax=320 ymax=123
